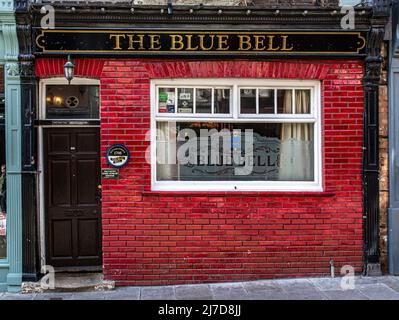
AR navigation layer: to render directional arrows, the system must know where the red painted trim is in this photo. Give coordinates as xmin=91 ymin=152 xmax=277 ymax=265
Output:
xmin=36 ymin=58 xmax=105 ymax=78
xmin=144 ymin=61 xmax=331 ymax=80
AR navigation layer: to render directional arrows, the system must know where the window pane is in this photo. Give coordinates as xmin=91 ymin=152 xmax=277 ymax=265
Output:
xmin=46 ymin=85 xmax=99 ymax=119
xmin=158 ymin=87 xmax=175 ymax=113
xmin=0 ymin=66 xmax=5 ymax=259
xmin=259 ymin=89 xmax=275 ymax=114
xmin=196 ymin=88 xmax=212 ymax=113
xmin=177 ymin=88 xmax=194 ymax=113
xmin=240 ymin=89 xmax=256 ymax=114
xmin=214 ymin=89 xmax=230 ymax=114
xmin=277 ymin=89 xmax=293 ymax=114
xmin=295 ymin=89 xmax=311 ymax=114
xmin=156 ymin=121 xmax=314 ymax=182
xmin=156 ymin=122 xmax=178 ymax=181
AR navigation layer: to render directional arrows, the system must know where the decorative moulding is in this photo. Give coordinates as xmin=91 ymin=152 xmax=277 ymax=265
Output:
xmin=0 ymin=1 xmax=13 ymax=11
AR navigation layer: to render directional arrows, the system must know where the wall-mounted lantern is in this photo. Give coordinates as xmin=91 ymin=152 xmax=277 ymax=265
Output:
xmin=64 ymin=55 xmax=75 ymax=84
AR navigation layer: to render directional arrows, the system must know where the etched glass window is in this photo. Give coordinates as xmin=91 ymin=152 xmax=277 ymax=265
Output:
xmin=157 ymin=122 xmax=314 ymax=182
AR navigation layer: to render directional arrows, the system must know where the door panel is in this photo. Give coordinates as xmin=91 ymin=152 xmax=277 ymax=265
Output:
xmin=49 ymin=133 xmax=71 ymax=154
xmin=78 ymin=219 xmax=100 ymax=257
xmin=51 ymin=220 xmax=73 ymax=258
xmin=76 ymin=132 xmax=99 ymax=153
xmin=76 ymin=159 xmax=98 ymax=205
xmin=49 ymin=160 xmax=72 ymax=206
xmin=45 ymin=128 xmax=102 ymax=267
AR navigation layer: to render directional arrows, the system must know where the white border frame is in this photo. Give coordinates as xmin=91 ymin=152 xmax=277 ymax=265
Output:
xmin=37 ymin=77 xmax=101 ymax=268
xmin=151 ymin=78 xmax=322 ymax=192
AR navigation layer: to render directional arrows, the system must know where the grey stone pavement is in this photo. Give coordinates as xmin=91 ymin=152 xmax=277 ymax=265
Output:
xmin=2 ymin=276 xmax=399 ymax=300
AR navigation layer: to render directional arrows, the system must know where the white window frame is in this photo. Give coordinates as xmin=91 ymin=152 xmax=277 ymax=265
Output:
xmin=151 ymin=78 xmax=322 ymax=192
xmin=39 ymin=77 xmax=101 ymax=121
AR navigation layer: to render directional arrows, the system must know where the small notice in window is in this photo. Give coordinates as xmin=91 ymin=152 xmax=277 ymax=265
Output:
xmin=179 ymin=92 xmax=191 ymax=100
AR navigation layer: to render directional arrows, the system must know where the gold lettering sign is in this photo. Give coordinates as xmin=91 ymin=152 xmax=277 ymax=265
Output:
xmin=107 ymin=33 xmax=299 ymax=52
xmin=149 ymin=35 xmax=161 ymax=50
xmin=109 ymin=34 xmax=125 ymax=50
xmin=36 ymin=30 xmax=367 ymax=56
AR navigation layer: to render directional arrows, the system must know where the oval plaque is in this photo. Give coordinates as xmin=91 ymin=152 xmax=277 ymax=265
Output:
xmin=106 ymin=144 xmax=130 ymax=168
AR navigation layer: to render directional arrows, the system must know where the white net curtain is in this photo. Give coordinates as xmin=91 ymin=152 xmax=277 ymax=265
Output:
xmin=279 ymin=90 xmax=314 ymax=181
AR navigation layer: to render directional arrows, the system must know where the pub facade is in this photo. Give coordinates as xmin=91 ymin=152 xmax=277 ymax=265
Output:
xmin=9 ymin=0 xmax=389 ymax=289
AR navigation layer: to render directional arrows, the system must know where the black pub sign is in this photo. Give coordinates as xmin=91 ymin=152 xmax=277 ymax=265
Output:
xmin=35 ymin=30 xmax=367 ymax=56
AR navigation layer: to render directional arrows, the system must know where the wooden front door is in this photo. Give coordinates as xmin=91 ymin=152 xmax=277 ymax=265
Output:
xmin=44 ymin=128 xmax=102 ymax=267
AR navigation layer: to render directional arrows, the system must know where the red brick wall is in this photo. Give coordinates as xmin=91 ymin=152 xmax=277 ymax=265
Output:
xmin=36 ymin=59 xmax=365 ymax=286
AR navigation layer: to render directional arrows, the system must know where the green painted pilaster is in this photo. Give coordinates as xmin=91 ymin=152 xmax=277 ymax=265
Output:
xmin=5 ymin=62 xmax=21 ymax=292
xmin=0 ymin=2 xmax=22 ymax=293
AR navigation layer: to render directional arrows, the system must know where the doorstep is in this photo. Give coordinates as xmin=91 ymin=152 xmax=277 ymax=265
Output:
xmin=21 ymin=272 xmax=115 ymax=293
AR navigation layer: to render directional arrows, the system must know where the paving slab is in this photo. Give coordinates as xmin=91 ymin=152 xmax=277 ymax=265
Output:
xmin=322 ymin=289 xmax=369 ymax=300
xmin=379 ymin=276 xmax=399 ymax=292
xmin=309 ymin=277 xmax=345 ymax=291
xmin=1 ymin=293 xmax=36 ymax=300
xmin=141 ymin=286 xmax=176 ymax=300
xmin=284 ymin=290 xmax=328 ymax=300
xmin=175 ymin=284 xmax=213 ymax=300
xmin=242 ymin=280 xmax=285 ymax=294
xmin=353 ymin=277 xmax=381 ymax=286
xmin=33 ymin=292 xmax=75 ymax=300
xmin=277 ymin=280 xmax=321 ymax=296
xmin=244 ymin=283 xmax=327 ymax=300
xmin=210 ymin=283 xmax=248 ymax=300
xmin=103 ymin=287 xmax=141 ymax=300
xmin=358 ymin=283 xmax=399 ymax=300
xmin=70 ymin=292 xmax=106 ymax=300
xmin=274 ymin=279 xmax=328 ymax=300
xmin=275 ymin=278 xmax=315 ymax=291
xmin=245 ymin=290 xmax=293 ymax=300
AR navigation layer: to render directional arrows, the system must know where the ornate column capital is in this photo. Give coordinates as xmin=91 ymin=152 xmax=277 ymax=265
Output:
xmin=364 ymin=27 xmax=386 ymax=89
xmin=5 ymin=62 xmax=19 ymax=78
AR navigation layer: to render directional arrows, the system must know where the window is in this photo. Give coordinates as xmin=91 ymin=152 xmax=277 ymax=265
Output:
xmin=40 ymin=79 xmax=100 ymax=120
xmin=152 ymin=79 xmax=322 ymax=192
